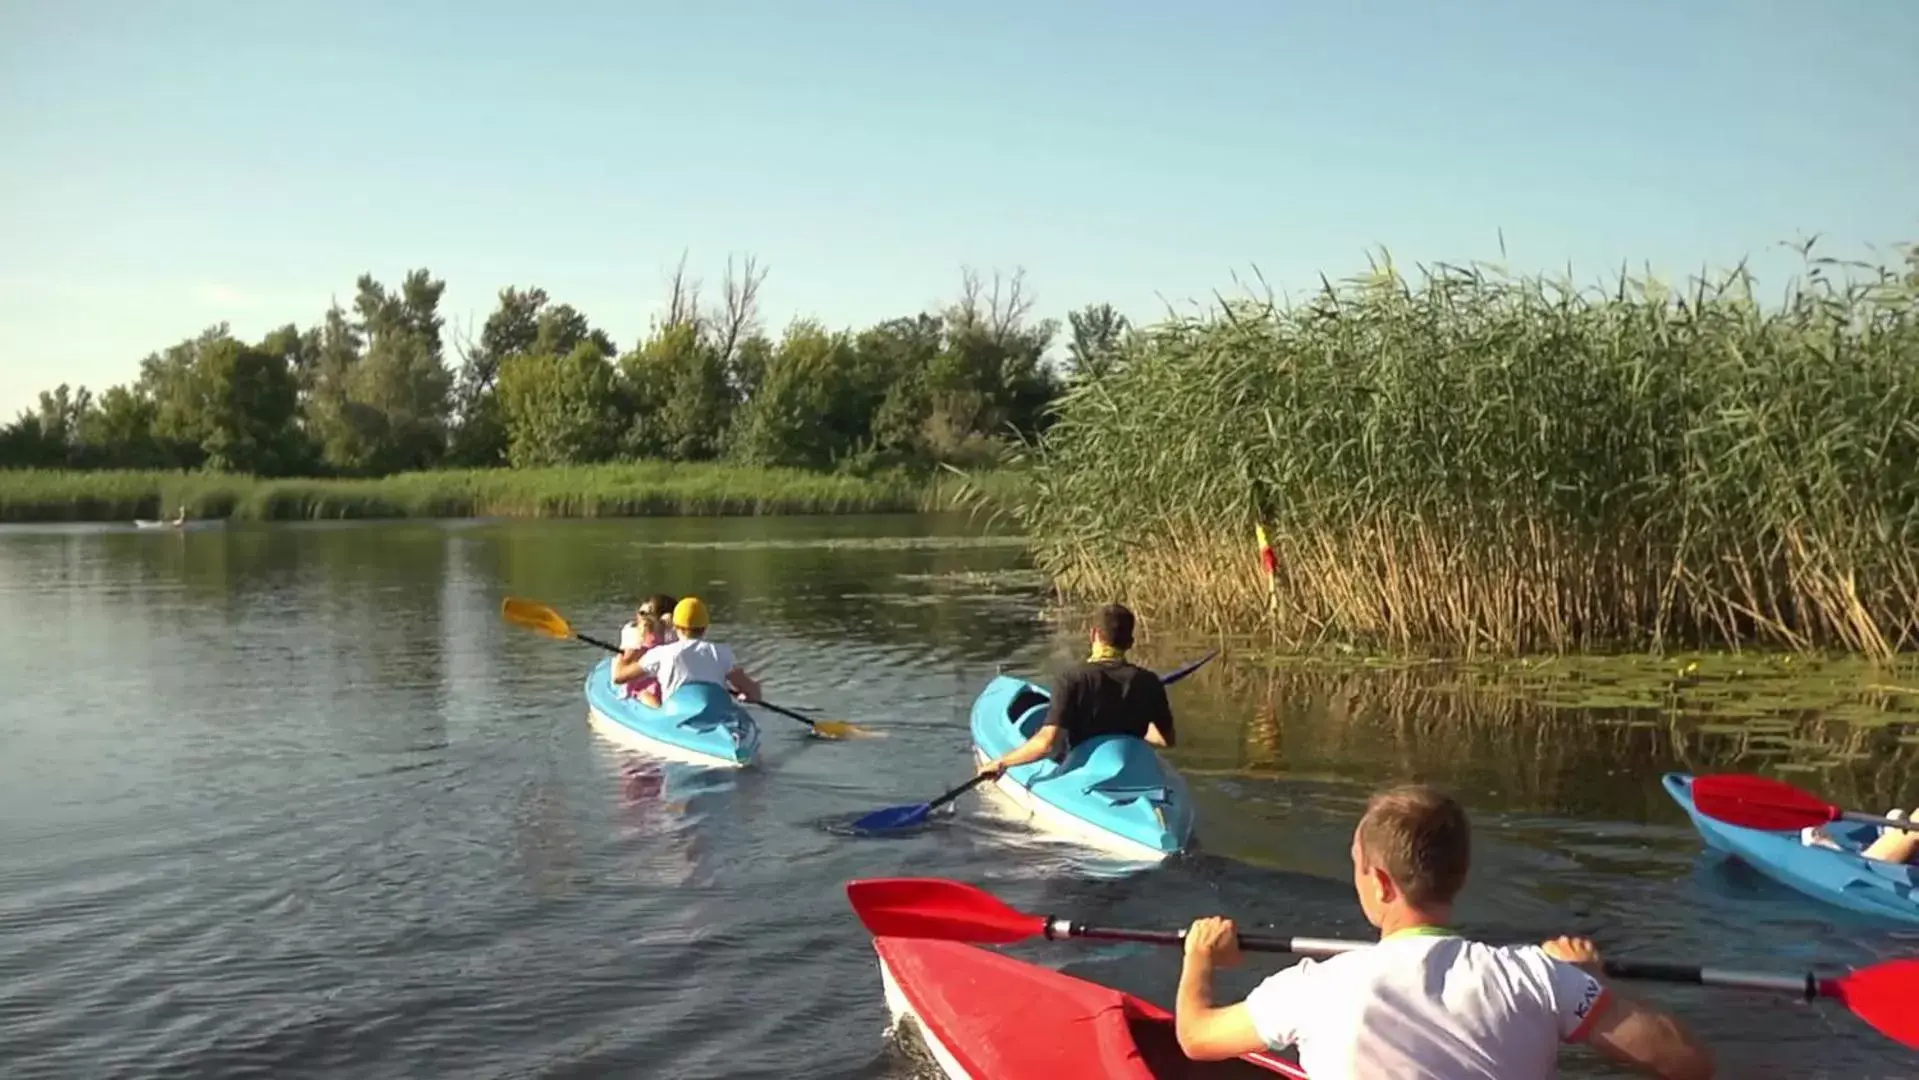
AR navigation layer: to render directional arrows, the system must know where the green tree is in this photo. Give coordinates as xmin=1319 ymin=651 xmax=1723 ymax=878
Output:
xmin=729 ymin=332 xmax=776 ymax=405
xmin=140 ymin=325 xmax=233 ymax=470
xmin=195 ymin=336 xmax=304 ymax=474
xmin=302 ymin=302 xmax=366 ymax=471
xmin=0 ymin=257 xmax=1092 ymax=478
xmin=77 ymin=385 xmax=162 ymax=468
xmin=618 ymin=320 xmax=732 ymax=460
xmin=497 ymin=342 xmax=623 ymax=467
xmin=450 ymin=286 xmax=616 ymax=466
xmin=259 ymin=322 xmax=321 ymax=385
xmin=907 ymin=268 xmax=1061 ymax=466
xmin=30 ymin=384 xmax=90 ymax=464
xmin=858 ymin=313 xmax=946 ymax=463
xmin=346 ymin=329 xmax=452 ymax=473
xmin=120 ymin=326 xmax=306 ymax=473
xmin=0 ymin=413 xmax=61 ymax=467
xmin=614 ymin=254 xmax=759 ymax=460
xmin=534 ymin=302 xmax=616 ymax=358
xmin=1066 ymin=302 xmax=1130 ymax=381
xmin=728 ymin=319 xmax=861 ymax=468
xmin=307 ymin=269 xmax=453 ymax=474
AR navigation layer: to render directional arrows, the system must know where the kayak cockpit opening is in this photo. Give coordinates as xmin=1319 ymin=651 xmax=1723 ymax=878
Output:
xmin=1128 ymin=1012 xmax=1299 ymax=1077
xmin=1006 ymin=685 xmax=1048 ymax=725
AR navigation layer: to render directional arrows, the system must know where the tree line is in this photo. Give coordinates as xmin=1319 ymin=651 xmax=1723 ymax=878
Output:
xmin=1 ymin=256 xmax=1135 ymax=477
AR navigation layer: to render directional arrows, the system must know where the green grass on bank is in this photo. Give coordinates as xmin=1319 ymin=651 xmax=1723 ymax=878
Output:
xmin=0 ymin=463 xmax=1033 ymax=522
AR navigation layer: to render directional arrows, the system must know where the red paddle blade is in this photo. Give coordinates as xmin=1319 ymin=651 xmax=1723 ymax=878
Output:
xmin=1821 ymin=958 xmax=1919 ymax=1049
xmin=1690 ymin=773 xmax=1840 ymax=831
xmin=845 ymin=877 xmax=1046 ymax=944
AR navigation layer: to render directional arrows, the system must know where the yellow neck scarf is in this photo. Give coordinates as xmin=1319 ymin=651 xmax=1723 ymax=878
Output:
xmin=1088 ymin=640 xmax=1124 ymax=662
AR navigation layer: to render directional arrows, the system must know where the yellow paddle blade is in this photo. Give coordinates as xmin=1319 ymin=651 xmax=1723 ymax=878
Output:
xmin=813 ymin=720 xmax=883 ymax=739
xmin=502 ymin=597 xmax=575 ymax=640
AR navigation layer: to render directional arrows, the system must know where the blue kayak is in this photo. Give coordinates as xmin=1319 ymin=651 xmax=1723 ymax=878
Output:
xmin=969 ymin=674 xmax=1195 ymax=860
xmin=583 ymin=657 xmax=760 ymax=768
xmin=1661 ymin=771 xmax=1919 ymax=924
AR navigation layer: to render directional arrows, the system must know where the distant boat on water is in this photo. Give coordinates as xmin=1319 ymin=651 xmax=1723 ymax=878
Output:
xmin=132 ymin=505 xmax=222 ymax=530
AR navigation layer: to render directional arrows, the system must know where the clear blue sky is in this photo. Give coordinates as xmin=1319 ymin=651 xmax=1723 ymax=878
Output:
xmin=2 ymin=0 xmax=1914 ymax=418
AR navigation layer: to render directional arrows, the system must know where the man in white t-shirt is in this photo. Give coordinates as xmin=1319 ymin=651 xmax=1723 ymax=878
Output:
xmin=1175 ymin=784 xmax=1715 ymax=1080
xmin=639 ymin=596 xmax=762 ymax=705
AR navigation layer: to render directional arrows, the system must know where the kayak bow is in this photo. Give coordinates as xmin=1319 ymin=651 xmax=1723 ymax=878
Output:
xmin=1663 ymin=772 xmax=1919 ymax=925
xmin=874 ymin=936 xmax=1307 ymax=1079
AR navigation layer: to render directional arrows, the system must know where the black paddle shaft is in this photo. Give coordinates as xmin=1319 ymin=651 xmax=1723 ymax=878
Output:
xmin=1044 ymin=921 xmax=1824 ymax=997
xmin=1045 ymin=921 xmax=1358 ymax=957
xmin=928 ymin=774 xmax=992 ymax=812
xmin=578 ymin=632 xmax=620 ymax=653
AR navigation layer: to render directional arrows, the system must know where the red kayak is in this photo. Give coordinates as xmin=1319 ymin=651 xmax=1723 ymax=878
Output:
xmin=872 ymin=936 xmax=1309 ymax=1079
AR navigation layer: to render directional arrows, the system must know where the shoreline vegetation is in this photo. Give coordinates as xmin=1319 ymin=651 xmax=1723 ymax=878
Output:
xmin=1015 ymin=241 xmax=1919 ymax=660
xmin=0 ymin=463 xmax=1026 ymax=523
xmin=2 ymin=256 xmax=1069 ymax=520
xmin=9 ymin=241 xmax=1919 ymax=659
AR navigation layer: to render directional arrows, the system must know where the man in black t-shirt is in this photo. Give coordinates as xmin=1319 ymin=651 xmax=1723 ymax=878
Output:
xmin=977 ymin=603 xmax=1176 ymax=780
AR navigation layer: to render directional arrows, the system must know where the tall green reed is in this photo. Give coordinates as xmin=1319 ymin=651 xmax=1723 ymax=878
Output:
xmin=1018 ymin=245 xmax=1919 ymax=658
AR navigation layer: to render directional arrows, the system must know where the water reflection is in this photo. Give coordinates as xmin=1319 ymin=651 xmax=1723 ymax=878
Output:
xmin=1134 ymin=649 xmax=1919 ymax=821
xmin=6 ymin=518 xmax=1918 ymax=1078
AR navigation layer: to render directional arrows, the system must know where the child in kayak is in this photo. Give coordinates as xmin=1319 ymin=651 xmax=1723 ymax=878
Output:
xmin=611 ymin=594 xmax=677 ymax=707
xmin=637 ymin=596 xmax=762 ymax=705
xmin=1801 ymin=808 xmax=1919 ymax=863
xmin=1174 ymin=784 xmax=1716 ymax=1080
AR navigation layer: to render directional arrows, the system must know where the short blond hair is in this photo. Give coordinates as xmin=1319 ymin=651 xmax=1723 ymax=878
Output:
xmin=1357 ymin=784 xmax=1471 ymax=905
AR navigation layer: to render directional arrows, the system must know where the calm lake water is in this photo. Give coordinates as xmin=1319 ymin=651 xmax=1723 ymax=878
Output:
xmin=2 ymin=515 xmax=1915 ymax=1078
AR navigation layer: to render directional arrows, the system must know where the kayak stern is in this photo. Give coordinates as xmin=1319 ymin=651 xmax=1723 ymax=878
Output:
xmin=583 ymin=657 xmax=760 ymax=768
xmin=969 ymin=674 xmax=1195 ymax=861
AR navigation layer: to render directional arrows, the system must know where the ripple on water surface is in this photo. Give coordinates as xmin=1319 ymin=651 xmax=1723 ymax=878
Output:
xmin=1 ymin=518 xmax=1916 ymax=1078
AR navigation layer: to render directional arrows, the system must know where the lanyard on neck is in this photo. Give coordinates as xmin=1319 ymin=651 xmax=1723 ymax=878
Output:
xmin=1383 ymin=925 xmax=1456 ymax=941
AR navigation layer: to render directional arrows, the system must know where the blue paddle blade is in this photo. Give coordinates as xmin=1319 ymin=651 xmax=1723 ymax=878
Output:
xmin=851 ymin=803 xmax=933 ymax=832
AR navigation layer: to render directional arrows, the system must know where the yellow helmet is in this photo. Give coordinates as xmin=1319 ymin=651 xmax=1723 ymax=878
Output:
xmin=672 ymin=596 xmax=710 ymax=631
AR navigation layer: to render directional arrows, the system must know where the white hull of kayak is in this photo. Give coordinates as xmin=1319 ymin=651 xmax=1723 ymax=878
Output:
xmin=971 ymin=747 xmax=1173 ymax=864
xmin=587 ymin=704 xmax=751 ymax=770
xmin=878 ymin=951 xmax=976 ymax=1080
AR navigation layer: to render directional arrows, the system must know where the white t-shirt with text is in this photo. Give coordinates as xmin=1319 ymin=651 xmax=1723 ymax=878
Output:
xmin=1242 ymin=930 xmax=1609 ymax=1080
xmin=638 ymin=638 xmax=739 ymax=702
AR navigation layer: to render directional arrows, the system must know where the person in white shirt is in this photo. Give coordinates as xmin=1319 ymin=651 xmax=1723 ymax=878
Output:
xmin=1175 ymin=784 xmax=1715 ymax=1080
xmin=638 ymin=596 xmax=762 ymax=705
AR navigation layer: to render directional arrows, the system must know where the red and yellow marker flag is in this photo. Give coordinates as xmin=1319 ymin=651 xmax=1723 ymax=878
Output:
xmin=1255 ymin=522 xmax=1278 ymax=577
